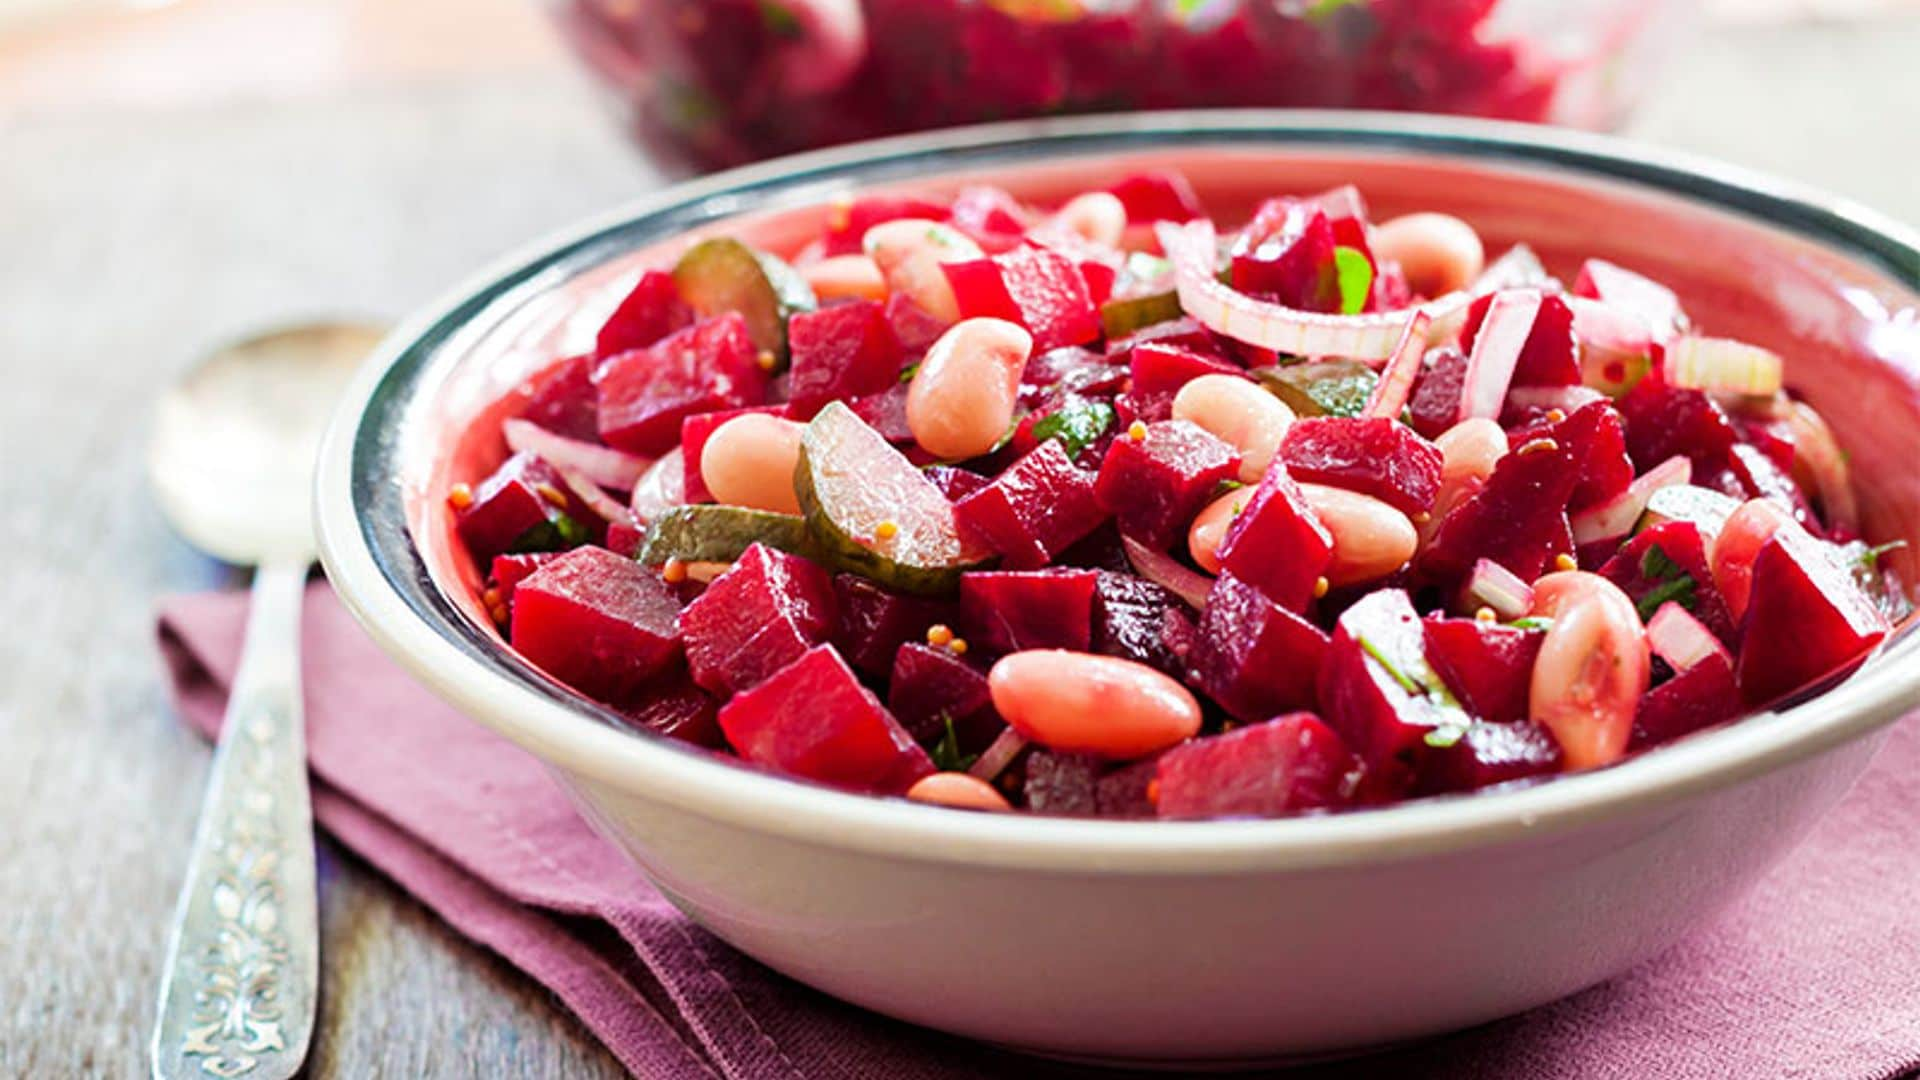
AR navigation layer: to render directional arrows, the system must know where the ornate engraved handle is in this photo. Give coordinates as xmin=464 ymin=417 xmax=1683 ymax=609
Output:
xmin=152 ymin=560 xmax=318 ymax=1080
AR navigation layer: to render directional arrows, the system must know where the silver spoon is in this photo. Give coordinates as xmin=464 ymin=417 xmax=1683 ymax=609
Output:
xmin=146 ymin=322 xmax=386 ymax=1080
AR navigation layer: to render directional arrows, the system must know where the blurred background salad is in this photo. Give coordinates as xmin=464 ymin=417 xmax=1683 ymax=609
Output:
xmin=550 ymin=0 xmax=1684 ymax=170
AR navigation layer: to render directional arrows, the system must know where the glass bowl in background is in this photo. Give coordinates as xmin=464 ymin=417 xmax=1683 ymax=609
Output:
xmin=546 ymin=0 xmax=1685 ymax=172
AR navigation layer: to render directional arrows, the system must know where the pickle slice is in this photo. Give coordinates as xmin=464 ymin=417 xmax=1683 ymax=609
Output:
xmin=637 ymin=505 xmax=814 ymax=565
xmin=672 ymin=237 xmax=816 ymax=366
xmin=1253 ymin=360 xmax=1379 ymax=419
xmin=795 ymin=402 xmax=992 ymax=595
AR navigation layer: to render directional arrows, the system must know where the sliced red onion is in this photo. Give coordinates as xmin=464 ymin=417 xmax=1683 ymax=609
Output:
xmin=554 ymin=464 xmax=636 ymax=529
xmin=1305 ymin=184 xmax=1368 ymax=223
xmin=1362 ymin=311 xmax=1429 ymax=420
xmin=1566 ymin=295 xmax=1658 ymax=395
xmin=1473 ymin=244 xmax=1556 ymax=293
xmin=967 ymin=727 xmax=1029 ymax=784
xmin=1647 ymin=602 xmax=1731 ymax=672
xmin=1122 ymin=535 xmax=1214 ymax=612
xmin=1785 ymin=401 xmax=1859 ymax=535
xmin=1664 ymin=335 xmax=1784 ymax=396
xmin=1504 ymin=384 xmax=1606 ymax=414
xmin=1570 ymin=455 xmax=1691 ymax=545
xmin=1459 ymin=289 xmax=1542 ymax=421
xmin=629 ymin=447 xmax=687 ymax=527
xmin=1574 ymin=258 xmax=1687 ymax=342
xmin=1463 ymin=558 xmax=1533 ymax=621
xmin=1159 ymin=220 xmax=1468 ymax=362
xmin=504 ymin=418 xmax=649 ymax=492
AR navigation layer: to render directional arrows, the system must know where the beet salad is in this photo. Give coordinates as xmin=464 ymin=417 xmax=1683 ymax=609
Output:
xmin=445 ymin=171 xmax=1907 ymax=820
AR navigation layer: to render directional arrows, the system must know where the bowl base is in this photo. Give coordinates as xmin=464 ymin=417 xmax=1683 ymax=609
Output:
xmin=990 ymin=1034 xmax=1431 ymax=1073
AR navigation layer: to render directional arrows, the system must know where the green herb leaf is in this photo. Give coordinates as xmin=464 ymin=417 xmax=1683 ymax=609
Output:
xmin=1508 ymin=616 xmax=1555 ymax=632
xmin=928 ymin=714 xmax=979 ymax=772
xmin=1028 ymin=398 xmax=1116 ymax=459
xmin=898 ymin=361 xmax=921 ymax=384
xmin=1331 ymin=245 xmax=1374 ymax=316
xmin=1423 ymin=724 xmax=1469 ymax=749
xmin=1358 ymin=635 xmax=1423 ymax=696
xmin=1860 ymin=539 xmax=1908 ymax=571
xmin=1305 ymin=0 xmax=1366 ymax=21
xmin=1636 ymin=575 xmax=1697 ymax=623
xmin=1641 ymin=543 xmax=1684 ymax=582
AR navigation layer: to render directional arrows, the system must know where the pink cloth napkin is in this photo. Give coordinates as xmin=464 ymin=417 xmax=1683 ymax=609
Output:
xmin=157 ymin=583 xmax=1920 ymax=1079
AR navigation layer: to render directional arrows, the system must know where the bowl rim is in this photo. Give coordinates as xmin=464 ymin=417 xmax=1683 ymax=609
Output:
xmin=316 ymin=109 xmax=1920 ymax=875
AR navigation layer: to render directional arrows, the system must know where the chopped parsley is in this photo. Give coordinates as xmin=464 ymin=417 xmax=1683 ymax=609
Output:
xmin=928 ymin=714 xmax=978 ymax=773
xmin=1029 ymin=398 xmax=1116 ymax=459
xmin=1357 ymin=632 xmax=1472 ymax=750
xmin=1508 ymin=616 xmax=1554 ymax=632
xmin=897 ymin=361 xmax=921 ymax=384
xmin=1636 ymin=542 xmax=1698 ymax=622
xmin=1331 ymin=245 xmax=1374 ymax=315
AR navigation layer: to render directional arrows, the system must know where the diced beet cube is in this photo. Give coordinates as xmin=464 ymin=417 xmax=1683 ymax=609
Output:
xmin=1564 ymin=403 xmax=1635 ymax=513
xmin=1187 ymin=573 xmax=1329 ymax=722
xmin=1408 ymin=346 xmax=1468 ymax=440
xmin=1094 ymin=756 xmax=1161 ymax=818
xmin=822 ymin=194 xmax=950 ymax=257
xmin=1125 ymin=342 xmax=1244 ymax=423
xmin=595 ymin=269 xmax=692 ymax=360
xmin=612 ymin=669 xmax=724 ymax=749
xmin=1155 ymin=714 xmax=1354 ymax=819
xmin=831 ymin=574 xmax=952 ymax=678
xmin=1630 ymin=653 xmax=1740 ymax=751
xmin=1318 ymin=589 xmax=1475 ymax=798
xmin=1728 ymin=442 xmax=1818 ymax=533
xmin=1216 ymin=462 xmax=1332 ymax=611
xmin=943 ymin=257 xmax=1022 ymax=324
xmin=953 ymin=441 xmax=1107 ymax=569
xmin=887 ymin=642 xmax=999 ymax=747
xmin=947 ymin=245 xmax=1101 ymax=351
xmin=1419 ymin=405 xmax=1616 ymax=585
xmin=717 ymin=645 xmax=933 ymax=794
xmin=884 ymin=293 xmax=948 ymax=354
xmin=1736 ymin=529 xmax=1889 ymax=706
xmin=1279 ymin=417 xmax=1444 ymax=516
xmin=595 ymin=313 xmax=768 ymax=454
xmin=680 ymin=544 xmax=836 ymax=696
xmin=1460 ymin=290 xmax=1579 ymax=387
xmin=1598 ymin=520 xmax=1737 ymax=646
xmin=511 ymin=547 xmax=684 ymax=703
xmin=957 ymin=569 xmax=1098 ymax=654
xmin=1617 ymin=374 xmax=1738 ymax=474
xmin=517 ymin=355 xmax=600 ymax=442
xmin=489 ymin=552 xmax=562 ymax=607
xmin=1023 ymin=750 xmax=1102 ymax=815
xmin=1106 ymin=171 xmax=1204 ymax=224
xmin=1415 ymin=721 xmax=1563 ymax=794
xmin=1231 ymin=207 xmax=1340 ymax=313
xmin=948 ymin=185 xmax=1032 ymax=249
xmin=604 ymin=521 xmax=645 ymax=559
xmin=1423 ymin=617 xmax=1542 ymax=726
xmin=1092 ymin=571 xmax=1196 ymax=678
xmin=785 ymin=300 xmax=903 ymax=420
xmin=1094 ymin=420 xmax=1242 ymax=549
xmin=456 ymin=451 xmax=597 ymax=561
xmin=679 ymin=403 xmax=789 ymax=505
xmin=846 ymin=383 xmax=915 ymax=444
xmin=925 ymin=465 xmax=993 ymax=503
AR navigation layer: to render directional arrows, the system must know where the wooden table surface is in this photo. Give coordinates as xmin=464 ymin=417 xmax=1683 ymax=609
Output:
xmin=2 ymin=7 xmax=1917 ymax=1077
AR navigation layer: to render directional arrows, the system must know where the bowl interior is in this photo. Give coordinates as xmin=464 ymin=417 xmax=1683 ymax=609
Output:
xmin=330 ymin=116 xmax=1920 ymax=868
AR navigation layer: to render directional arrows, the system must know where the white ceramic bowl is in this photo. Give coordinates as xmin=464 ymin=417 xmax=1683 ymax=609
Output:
xmin=315 ymin=112 xmax=1920 ymax=1067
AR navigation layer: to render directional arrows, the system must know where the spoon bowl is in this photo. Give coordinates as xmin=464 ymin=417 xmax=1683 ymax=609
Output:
xmin=149 ymin=323 xmax=384 ymax=564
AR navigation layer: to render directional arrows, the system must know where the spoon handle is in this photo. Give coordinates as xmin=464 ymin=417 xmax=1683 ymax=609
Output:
xmin=151 ymin=560 xmax=319 ymax=1080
